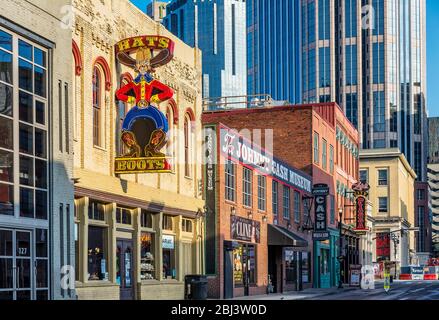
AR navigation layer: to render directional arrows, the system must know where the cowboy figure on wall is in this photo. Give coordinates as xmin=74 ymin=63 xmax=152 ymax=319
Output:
xmin=116 ymin=47 xmax=174 ymax=158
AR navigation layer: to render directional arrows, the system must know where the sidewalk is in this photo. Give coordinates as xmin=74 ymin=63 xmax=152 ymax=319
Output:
xmin=228 ymin=286 xmax=361 ymax=300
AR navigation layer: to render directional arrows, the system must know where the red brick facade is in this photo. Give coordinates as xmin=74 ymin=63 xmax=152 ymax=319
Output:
xmin=203 ymin=102 xmax=360 ymax=289
xmin=202 ymin=122 xmax=314 ymax=298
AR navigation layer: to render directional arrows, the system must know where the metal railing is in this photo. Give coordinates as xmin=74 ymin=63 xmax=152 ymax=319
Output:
xmin=202 ymin=94 xmax=290 ymax=111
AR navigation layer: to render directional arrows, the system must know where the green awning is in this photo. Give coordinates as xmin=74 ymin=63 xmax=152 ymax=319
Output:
xmin=268 ymin=224 xmax=308 ymax=247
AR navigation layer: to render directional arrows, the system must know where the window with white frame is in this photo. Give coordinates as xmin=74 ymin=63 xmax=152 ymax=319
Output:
xmin=0 ymin=28 xmax=48 ymax=220
xmin=257 ymin=175 xmax=266 ymax=211
xmin=283 ymin=186 xmax=290 ymax=220
xmin=243 ymin=167 xmax=253 ymax=207
xmin=225 ymin=159 xmax=236 ymax=202
xmin=272 ymin=180 xmax=279 ymax=216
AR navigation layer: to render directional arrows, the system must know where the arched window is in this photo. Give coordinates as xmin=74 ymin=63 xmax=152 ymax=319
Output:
xmin=72 ymin=40 xmax=82 ymax=141
xmin=166 ymin=107 xmax=174 ymax=157
xmin=184 ymin=110 xmax=195 ymax=178
xmin=184 ymin=115 xmax=190 ymax=177
xmin=92 ymin=66 xmax=102 ymax=147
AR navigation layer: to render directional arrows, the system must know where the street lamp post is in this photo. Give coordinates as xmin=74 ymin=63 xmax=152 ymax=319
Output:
xmin=338 ymin=208 xmax=344 ymax=289
xmin=391 ymin=233 xmax=400 ymax=260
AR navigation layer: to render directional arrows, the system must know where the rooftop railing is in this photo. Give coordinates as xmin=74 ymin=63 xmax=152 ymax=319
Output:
xmin=202 ymin=94 xmax=290 ymax=111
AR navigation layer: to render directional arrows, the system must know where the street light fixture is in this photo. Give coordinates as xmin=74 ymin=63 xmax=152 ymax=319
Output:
xmin=391 ymin=233 xmax=400 ymax=260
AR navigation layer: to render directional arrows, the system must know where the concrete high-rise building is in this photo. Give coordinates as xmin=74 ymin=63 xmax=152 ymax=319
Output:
xmin=163 ymin=0 xmax=247 ymax=100
xmin=360 ymin=149 xmax=418 ymax=267
xmin=301 ymin=0 xmax=428 ymax=185
xmin=428 ymin=117 xmax=439 ymax=255
xmin=246 ymin=0 xmax=302 ymax=104
xmin=146 ymin=0 xmax=169 ymax=22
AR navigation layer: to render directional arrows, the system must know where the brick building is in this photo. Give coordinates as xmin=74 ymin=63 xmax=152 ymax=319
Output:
xmin=0 ymin=0 xmax=74 ymax=300
xmin=202 ymin=123 xmax=313 ymax=298
xmin=203 ymin=102 xmax=360 ymax=288
xmin=72 ymin=0 xmax=205 ymax=300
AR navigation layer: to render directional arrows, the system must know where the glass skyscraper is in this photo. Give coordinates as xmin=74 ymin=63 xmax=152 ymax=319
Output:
xmin=247 ymin=0 xmax=302 ymax=104
xmin=163 ymin=0 xmax=247 ymax=100
xmin=301 ymin=0 xmax=427 ymax=182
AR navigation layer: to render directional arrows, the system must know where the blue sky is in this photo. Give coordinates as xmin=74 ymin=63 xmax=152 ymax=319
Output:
xmin=131 ymin=0 xmax=439 ymax=117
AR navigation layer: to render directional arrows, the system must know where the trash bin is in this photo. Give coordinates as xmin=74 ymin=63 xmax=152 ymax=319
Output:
xmin=185 ymin=275 xmax=208 ymax=300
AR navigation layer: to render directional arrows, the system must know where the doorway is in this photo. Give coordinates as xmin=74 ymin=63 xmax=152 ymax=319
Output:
xmin=0 ymin=229 xmax=34 ymax=300
xmin=116 ymin=239 xmax=134 ymax=300
xmin=319 ymin=249 xmax=331 ymax=288
xmin=268 ymin=247 xmax=278 ymax=294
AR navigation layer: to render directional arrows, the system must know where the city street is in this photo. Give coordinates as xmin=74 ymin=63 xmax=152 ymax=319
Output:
xmin=312 ymin=281 xmax=439 ymax=300
xmin=232 ymin=281 xmax=439 ymax=301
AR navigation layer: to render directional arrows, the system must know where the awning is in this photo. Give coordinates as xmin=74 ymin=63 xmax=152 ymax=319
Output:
xmin=268 ymin=224 xmax=308 ymax=247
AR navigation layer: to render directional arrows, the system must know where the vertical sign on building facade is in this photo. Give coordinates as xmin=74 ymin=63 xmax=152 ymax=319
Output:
xmin=352 ymin=182 xmax=370 ymax=234
xmin=114 ymin=36 xmax=176 ymax=174
xmin=313 ymin=184 xmax=330 ymax=240
xmin=376 ymin=232 xmax=391 ymax=261
xmin=204 ymin=125 xmax=217 ymax=274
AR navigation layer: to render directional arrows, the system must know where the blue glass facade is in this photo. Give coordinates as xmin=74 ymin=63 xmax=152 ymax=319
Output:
xmin=299 ymin=0 xmax=427 ymax=181
xmin=246 ymin=0 xmax=301 ymax=104
xmin=163 ymin=0 xmax=247 ymax=99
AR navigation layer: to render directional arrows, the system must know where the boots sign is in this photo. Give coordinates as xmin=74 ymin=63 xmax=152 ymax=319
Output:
xmin=313 ymin=184 xmax=329 ymax=240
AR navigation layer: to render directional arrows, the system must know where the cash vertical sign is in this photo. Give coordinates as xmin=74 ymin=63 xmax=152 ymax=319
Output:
xmin=313 ymin=184 xmax=330 ymax=240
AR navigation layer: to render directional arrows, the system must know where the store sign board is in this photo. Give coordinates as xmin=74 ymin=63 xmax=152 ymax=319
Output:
xmin=231 ymin=216 xmax=260 ymax=244
xmin=376 ymin=232 xmax=390 ymax=260
xmin=220 ymin=126 xmax=312 ymax=193
xmin=114 ymin=35 xmax=176 ymax=174
xmin=354 ymin=195 xmax=367 ymax=231
xmin=162 ymin=235 xmax=175 ymax=249
xmin=313 ymin=184 xmax=329 ymax=240
xmin=353 ymin=182 xmax=370 ymax=232
xmin=350 ymin=265 xmax=362 ymax=287
xmin=204 ymin=125 xmax=217 ymax=275
xmin=411 ymin=267 xmax=424 ymax=280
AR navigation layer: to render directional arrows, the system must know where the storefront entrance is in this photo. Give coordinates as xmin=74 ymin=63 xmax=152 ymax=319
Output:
xmin=0 ymin=229 xmax=34 ymax=300
xmin=116 ymin=239 xmax=134 ymax=300
xmin=319 ymin=249 xmax=331 ymax=288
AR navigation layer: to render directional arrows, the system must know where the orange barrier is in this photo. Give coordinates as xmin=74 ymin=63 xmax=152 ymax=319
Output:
xmin=399 ymin=274 xmax=412 ymax=280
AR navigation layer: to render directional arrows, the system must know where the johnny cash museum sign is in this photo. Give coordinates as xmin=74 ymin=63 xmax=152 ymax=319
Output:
xmin=220 ymin=126 xmax=312 ymax=193
xmin=313 ymin=184 xmax=330 ymax=240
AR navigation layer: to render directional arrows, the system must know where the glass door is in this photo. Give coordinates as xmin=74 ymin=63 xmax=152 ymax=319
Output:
xmin=116 ymin=239 xmax=133 ymax=300
xmin=0 ymin=229 xmax=33 ymax=300
xmin=0 ymin=229 xmax=14 ymax=300
xmin=15 ymin=231 xmax=32 ymax=300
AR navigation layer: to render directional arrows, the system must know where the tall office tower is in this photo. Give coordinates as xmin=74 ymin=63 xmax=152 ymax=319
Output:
xmin=428 ymin=117 xmax=439 ymax=255
xmin=163 ymin=0 xmax=247 ymax=100
xmin=246 ymin=0 xmax=302 ymax=104
xmin=146 ymin=0 xmax=169 ymax=22
xmin=301 ymin=0 xmax=428 ymax=183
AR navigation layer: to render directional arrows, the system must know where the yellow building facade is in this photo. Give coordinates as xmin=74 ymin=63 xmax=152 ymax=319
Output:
xmin=71 ymin=0 xmax=205 ymax=300
xmin=359 ymin=149 xmax=417 ymax=269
